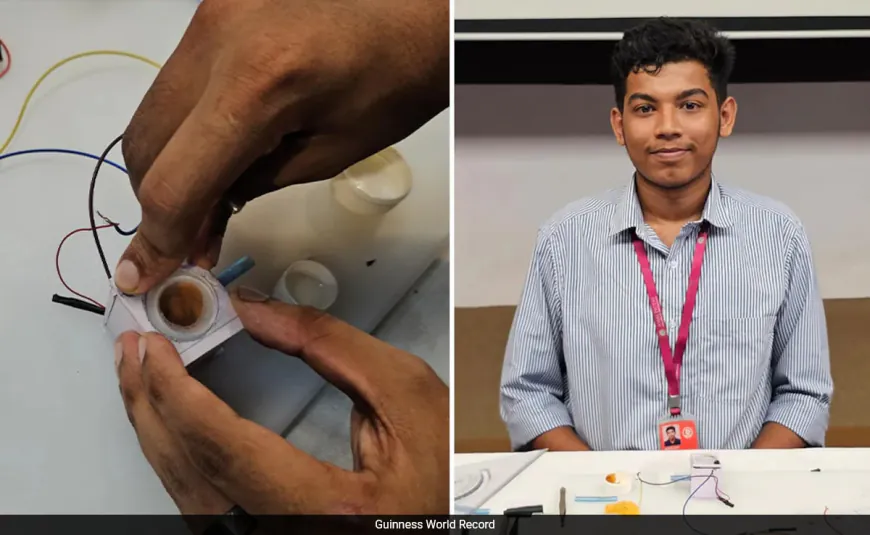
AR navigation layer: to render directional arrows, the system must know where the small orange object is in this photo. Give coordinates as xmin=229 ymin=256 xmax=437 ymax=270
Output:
xmin=605 ymin=501 xmax=640 ymax=515
xmin=605 ymin=473 xmax=618 ymax=484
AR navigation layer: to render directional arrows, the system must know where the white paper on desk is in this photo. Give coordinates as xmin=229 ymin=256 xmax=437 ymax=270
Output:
xmin=454 ymin=450 xmax=546 ymax=512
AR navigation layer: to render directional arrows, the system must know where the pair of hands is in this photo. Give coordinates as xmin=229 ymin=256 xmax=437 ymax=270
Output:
xmin=115 ymin=290 xmax=449 ymax=517
xmin=112 ymin=0 xmax=449 ymax=517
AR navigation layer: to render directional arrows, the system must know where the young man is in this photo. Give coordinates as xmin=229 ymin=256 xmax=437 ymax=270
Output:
xmin=664 ymin=426 xmax=681 ymax=449
xmin=499 ymin=17 xmax=833 ymax=451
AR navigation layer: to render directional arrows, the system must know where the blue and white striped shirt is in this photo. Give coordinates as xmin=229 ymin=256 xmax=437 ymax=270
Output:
xmin=500 ymin=177 xmax=833 ymax=451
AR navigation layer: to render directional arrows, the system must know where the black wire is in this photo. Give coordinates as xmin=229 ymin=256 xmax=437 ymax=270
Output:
xmin=823 ymin=511 xmax=845 ymax=535
xmin=636 ymin=471 xmax=735 ymax=535
xmin=51 ymin=294 xmax=105 ymax=316
xmin=113 ymin=224 xmax=137 ymax=236
xmin=681 ymin=473 xmax=713 ymax=535
xmin=89 ymin=134 xmax=125 ymax=279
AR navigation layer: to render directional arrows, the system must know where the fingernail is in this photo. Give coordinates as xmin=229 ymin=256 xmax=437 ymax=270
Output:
xmin=115 ymin=260 xmax=140 ymax=292
xmin=114 ymin=341 xmax=123 ymax=375
xmin=138 ymin=336 xmax=147 ymax=364
xmin=237 ymin=286 xmax=270 ymax=302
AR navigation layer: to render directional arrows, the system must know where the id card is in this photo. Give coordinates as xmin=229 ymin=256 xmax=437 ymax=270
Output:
xmin=658 ymin=417 xmax=699 ymax=450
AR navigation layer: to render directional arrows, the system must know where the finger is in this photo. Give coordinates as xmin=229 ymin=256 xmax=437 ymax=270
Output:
xmin=188 ymin=202 xmax=232 ymax=269
xmin=121 ymin=33 xmax=211 ymax=192
xmin=230 ymin=292 xmax=444 ymax=422
xmin=232 ymin=91 xmax=440 ymax=195
xmin=232 ymin=132 xmax=374 ymax=198
xmin=114 ymin=86 xmax=268 ymax=295
xmin=115 ymin=332 xmax=233 ymax=516
xmin=136 ymin=332 xmax=375 ymax=514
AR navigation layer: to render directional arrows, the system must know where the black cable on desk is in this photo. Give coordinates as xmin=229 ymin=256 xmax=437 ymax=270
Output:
xmin=51 ymin=294 xmax=105 ymax=315
xmin=89 ymin=134 xmax=124 ymax=279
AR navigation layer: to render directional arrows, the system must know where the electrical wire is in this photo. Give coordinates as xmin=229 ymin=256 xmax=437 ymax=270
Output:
xmin=636 ymin=472 xmax=731 ymax=502
xmin=823 ymin=507 xmax=845 ymax=535
xmin=681 ymin=474 xmax=714 ymax=535
xmin=51 ymin=294 xmax=105 ymax=316
xmin=56 ymin=224 xmax=114 ymax=308
xmin=636 ymin=471 xmax=732 ymax=535
xmin=0 ymin=147 xmax=126 ymax=173
xmin=90 ymin=135 xmax=125 ymax=279
xmin=0 ymin=48 xmax=158 ymax=313
xmin=0 ymin=147 xmax=138 ymax=235
xmin=0 ymin=145 xmax=139 ymax=311
xmin=0 ymin=40 xmax=11 ymax=80
xmin=0 ymin=49 xmax=161 ymax=155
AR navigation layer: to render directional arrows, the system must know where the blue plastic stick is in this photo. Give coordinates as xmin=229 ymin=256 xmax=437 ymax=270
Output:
xmin=574 ymin=496 xmax=618 ymax=503
xmin=216 ymin=256 xmax=255 ymax=286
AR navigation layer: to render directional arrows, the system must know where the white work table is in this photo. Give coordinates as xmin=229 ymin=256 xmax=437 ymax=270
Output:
xmin=0 ymin=1 xmax=448 ymax=513
xmin=456 ymin=449 xmax=870 ymax=516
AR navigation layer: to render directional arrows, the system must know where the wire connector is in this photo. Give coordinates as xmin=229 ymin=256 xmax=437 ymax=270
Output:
xmin=96 ymin=210 xmax=117 ymax=226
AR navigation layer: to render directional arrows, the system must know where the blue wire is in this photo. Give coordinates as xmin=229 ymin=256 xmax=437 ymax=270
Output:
xmin=0 ymin=147 xmax=140 ymax=234
xmin=0 ymin=148 xmax=128 ymax=173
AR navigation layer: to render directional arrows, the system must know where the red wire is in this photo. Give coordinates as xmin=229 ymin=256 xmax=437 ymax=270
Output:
xmin=0 ymin=40 xmax=11 ymax=79
xmin=56 ymin=224 xmax=114 ymax=308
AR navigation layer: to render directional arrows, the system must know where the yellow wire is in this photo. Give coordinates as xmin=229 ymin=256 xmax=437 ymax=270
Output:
xmin=0 ymin=50 xmax=162 ymax=155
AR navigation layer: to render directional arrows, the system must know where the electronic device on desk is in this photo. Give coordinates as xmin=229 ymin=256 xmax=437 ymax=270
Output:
xmin=103 ymin=265 xmax=244 ymax=367
xmin=690 ymin=453 xmax=722 ymax=500
xmin=454 ymin=450 xmax=547 ymax=512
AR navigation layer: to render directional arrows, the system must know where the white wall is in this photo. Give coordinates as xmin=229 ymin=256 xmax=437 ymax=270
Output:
xmin=456 ymin=1 xmax=870 ymax=19
xmin=455 ymin=83 xmax=870 ymax=307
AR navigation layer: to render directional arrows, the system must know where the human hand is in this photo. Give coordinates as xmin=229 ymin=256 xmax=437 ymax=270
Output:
xmin=116 ymin=0 xmax=449 ymax=294
xmin=114 ymin=287 xmax=449 ymax=518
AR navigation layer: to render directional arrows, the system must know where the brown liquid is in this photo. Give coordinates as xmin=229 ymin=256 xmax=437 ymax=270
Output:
xmin=158 ymin=281 xmax=204 ymax=327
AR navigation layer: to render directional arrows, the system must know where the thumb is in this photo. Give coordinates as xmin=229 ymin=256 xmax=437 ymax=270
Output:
xmin=115 ymin=200 xmax=233 ymax=294
xmin=230 ymin=289 xmax=445 ymax=420
xmin=115 ymin=231 xmax=186 ymax=295
xmin=115 ymin=98 xmax=261 ymax=295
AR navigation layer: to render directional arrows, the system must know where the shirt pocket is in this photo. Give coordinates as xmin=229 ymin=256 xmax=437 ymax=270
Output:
xmin=688 ymin=315 xmax=777 ymax=402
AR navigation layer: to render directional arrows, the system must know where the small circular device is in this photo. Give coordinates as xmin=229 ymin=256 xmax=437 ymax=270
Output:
xmin=454 ymin=470 xmax=487 ymax=500
xmin=145 ymin=268 xmax=220 ymax=342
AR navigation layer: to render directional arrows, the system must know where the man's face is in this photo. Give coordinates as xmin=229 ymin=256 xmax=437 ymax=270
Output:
xmin=610 ymin=60 xmax=737 ymax=189
xmin=667 ymin=429 xmax=676 ymax=439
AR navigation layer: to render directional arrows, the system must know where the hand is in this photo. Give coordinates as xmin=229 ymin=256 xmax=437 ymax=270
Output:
xmin=116 ymin=0 xmax=449 ymax=294
xmin=531 ymin=427 xmax=591 ymax=451
xmin=113 ymin=287 xmax=450 ymax=517
xmin=750 ymin=422 xmax=808 ymax=449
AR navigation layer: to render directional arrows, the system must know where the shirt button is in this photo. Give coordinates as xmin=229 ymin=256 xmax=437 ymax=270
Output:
xmin=669 ymin=261 xmax=678 ymax=269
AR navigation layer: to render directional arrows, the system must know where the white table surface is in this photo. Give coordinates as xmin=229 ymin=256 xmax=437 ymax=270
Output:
xmin=455 ymin=449 xmax=870 ymax=516
xmin=0 ymin=1 xmax=448 ymax=513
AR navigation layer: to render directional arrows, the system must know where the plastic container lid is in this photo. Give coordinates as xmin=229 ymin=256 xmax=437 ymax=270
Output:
xmin=331 ymin=147 xmax=412 ymax=215
xmin=272 ymin=260 xmax=339 ymax=311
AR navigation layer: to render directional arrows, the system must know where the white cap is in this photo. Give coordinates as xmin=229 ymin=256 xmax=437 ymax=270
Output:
xmin=330 ymin=147 xmax=412 ymax=215
xmin=272 ymin=260 xmax=339 ymax=311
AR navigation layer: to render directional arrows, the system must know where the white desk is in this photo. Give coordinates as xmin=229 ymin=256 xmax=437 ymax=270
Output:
xmin=456 ymin=450 xmax=870 ymax=516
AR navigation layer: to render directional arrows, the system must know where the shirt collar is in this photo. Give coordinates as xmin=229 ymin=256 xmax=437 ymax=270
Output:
xmin=608 ymin=174 xmax=734 ymax=236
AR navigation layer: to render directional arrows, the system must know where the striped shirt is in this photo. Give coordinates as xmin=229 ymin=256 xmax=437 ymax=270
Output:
xmin=500 ymin=177 xmax=833 ymax=451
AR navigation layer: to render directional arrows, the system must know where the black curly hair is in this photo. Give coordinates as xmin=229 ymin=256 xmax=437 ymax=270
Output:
xmin=611 ymin=17 xmax=736 ymax=112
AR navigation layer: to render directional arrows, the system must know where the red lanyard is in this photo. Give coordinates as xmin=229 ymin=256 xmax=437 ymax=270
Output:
xmin=632 ymin=223 xmax=709 ymax=416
